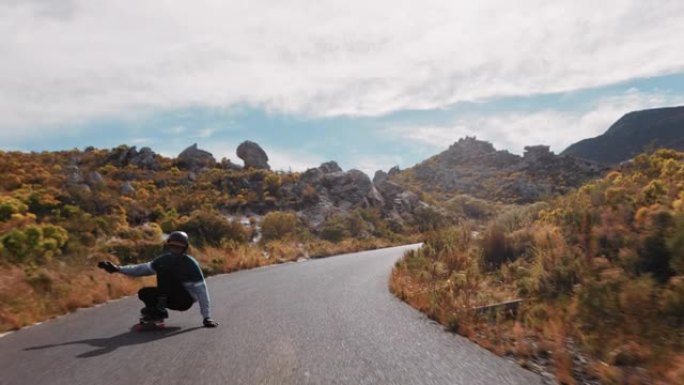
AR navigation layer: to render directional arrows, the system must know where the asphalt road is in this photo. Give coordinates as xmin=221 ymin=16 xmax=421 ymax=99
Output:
xmin=0 ymin=245 xmax=542 ymax=385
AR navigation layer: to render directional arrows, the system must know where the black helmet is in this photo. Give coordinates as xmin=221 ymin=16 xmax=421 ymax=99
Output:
xmin=166 ymin=231 xmax=189 ymax=249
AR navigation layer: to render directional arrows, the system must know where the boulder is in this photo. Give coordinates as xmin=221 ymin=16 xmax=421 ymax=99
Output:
xmin=121 ymin=181 xmax=136 ymax=195
xmin=108 ymin=145 xmax=161 ymax=169
xmin=320 ymin=169 xmax=377 ymax=207
xmin=65 ymin=165 xmax=83 ymax=185
xmin=373 ymin=170 xmax=388 ymax=184
xmin=300 ymin=167 xmax=323 ymax=184
xmin=236 ymin=141 xmax=270 ymax=170
xmin=375 ymin=180 xmax=404 ymax=201
xmin=77 ymin=184 xmax=92 ymax=193
xmin=298 ymin=196 xmax=338 ymax=231
xmin=319 ymin=161 xmax=342 ymax=174
xmin=374 ymin=179 xmax=427 ymax=215
xmin=178 ymin=143 xmax=216 ymax=169
xmin=367 ymin=184 xmax=385 ymax=207
xmin=87 ymin=171 xmax=105 ymax=188
xmin=130 ymin=147 xmax=159 ymax=169
xmin=388 ymin=165 xmax=401 ymax=176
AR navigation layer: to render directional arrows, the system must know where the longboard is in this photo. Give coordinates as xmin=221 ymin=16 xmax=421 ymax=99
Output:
xmin=133 ymin=319 xmax=166 ymax=332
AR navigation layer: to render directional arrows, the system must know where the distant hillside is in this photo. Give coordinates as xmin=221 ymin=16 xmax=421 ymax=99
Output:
xmin=562 ymin=106 xmax=684 ymax=165
xmin=390 ymin=137 xmax=606 ymax=204
xmin=391 ymin=149 xmax=684 ymax=384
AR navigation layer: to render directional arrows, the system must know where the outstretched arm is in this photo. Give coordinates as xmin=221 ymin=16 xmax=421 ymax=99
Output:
xmin=98 ymin=261 xmax=155 ymax=276
xmin=118 ymin=262 xmax=155 ymax=277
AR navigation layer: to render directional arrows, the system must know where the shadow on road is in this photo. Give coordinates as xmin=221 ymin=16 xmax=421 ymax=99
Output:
xmin=24 ymin=326 xmax=203 ymax=358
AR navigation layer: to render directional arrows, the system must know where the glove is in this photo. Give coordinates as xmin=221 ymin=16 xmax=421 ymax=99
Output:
xmin=203 ymin=318 xmax=219 ymax=328
xmin=97 ymin=261 xmax=119 ymax=274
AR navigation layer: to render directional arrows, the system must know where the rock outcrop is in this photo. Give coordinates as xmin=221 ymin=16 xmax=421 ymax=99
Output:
xmin=87 ymin=171 xmax=105 ymax=188
xmin=121 ymin=181 xmax=136 ymax=195
xmin=177 ymin=143 xmax=216 ymax=169
xmin=293 ymin=161 xmax=430 ymax=231
xmin=400 ymin=137 xmax=606 ymax=203
xmin=373 ymin=170 xmax=389 ymax=184
xmin=65 ymin=165 xmax=83 ymax=185
xmin=236 ymin=141 xmax=270 ymax=170
xmin=107 ymin=146 xmax=161 ymax=170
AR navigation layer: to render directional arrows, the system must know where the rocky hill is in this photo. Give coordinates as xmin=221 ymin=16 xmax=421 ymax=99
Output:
xmin=391 ymin=148 xmax=684 ymax=385
xmin=562 ymin=105 xmax=684 ymax=165
xmin=0 ymin=141 xmax=433 ymax=242
xmin=1 ymin=141 xmax=433 ymax=332
xmin=389 ymin=137 xmax=606 ymax=204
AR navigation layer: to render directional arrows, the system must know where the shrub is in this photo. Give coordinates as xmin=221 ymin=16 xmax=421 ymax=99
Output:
xmin=0 ymin=196 xmax=28 ymax=221
xmin=481 ymin=225 xmax=515 ymax=271
xmin=662 ymin=278 xmax=684 ymax=323
xmin=446 ymin=194 xmax=496 ymax=219
xmin=177 ymin=210 xmax=249 ymax=247
xmin=264 ymin=174 xmax=281 ymax=195
xmin=261 ymin=211 xmax=298 ymax=241
xmin=638 ymin=234 xmax=674 ymax=282
xmin=108 ymin=240 xmax=164 ymax=265
xmin=1 ymin=229 xmax=29 ymax=263
xmin=0 ymin=224 xmax=69 ymax=264
xmin=320 ymin=215 xmax=348 ymax=243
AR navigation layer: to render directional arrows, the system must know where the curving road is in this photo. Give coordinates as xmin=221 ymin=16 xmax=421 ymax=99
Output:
xmin=0 ymin=245 xmax=542 ymax=385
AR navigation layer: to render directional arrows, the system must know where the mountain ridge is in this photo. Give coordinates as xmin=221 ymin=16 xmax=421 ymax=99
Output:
xmin=562 ymin=105 xmax=684 ymax=165
xmin=388 ymin=137 xmax=606 ymax=204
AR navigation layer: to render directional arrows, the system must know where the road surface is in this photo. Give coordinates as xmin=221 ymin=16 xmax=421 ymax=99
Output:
xmin=0 ymin=245 xmax=542 ymax=385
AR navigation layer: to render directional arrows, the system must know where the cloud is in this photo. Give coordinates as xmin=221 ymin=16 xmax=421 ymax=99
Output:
xmin=1 ymin=0 xmax=684 ymax=130
xmin=387 ymin=89 xmax=684 ymax=155
xmin=267 ymin=148 xmax=326 ymax=172
xmin=197 ymin=128 xmax=216 ymax=139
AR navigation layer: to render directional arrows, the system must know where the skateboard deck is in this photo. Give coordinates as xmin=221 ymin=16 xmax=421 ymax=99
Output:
xmin=133 ymin=319 xmax=166 ymax=332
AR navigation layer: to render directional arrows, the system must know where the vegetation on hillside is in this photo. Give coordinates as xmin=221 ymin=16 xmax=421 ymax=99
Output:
xmin=390 ymin=137 xmax=605 ymax=204
xmin=0 ymin=147 xmax=414 ymax=332
xmin=391 ymin=149 xmax=684 ymax=384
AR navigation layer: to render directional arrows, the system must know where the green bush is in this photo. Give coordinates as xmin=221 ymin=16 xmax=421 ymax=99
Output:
xmin=178 ymin=210 xmax=249 ymax=247
xmin=412 ymin=205 xmax=449 ymax=232
xmin=261 ymin=211 xmax=298 ymax=241
xmin=108 ymin=240 xmax=164 ymax=265
xmin=320 ymin=215 xmax=348 ymax=243
xmin=0 ymin=224 xmax=69 ymax=264
xmin=446 ymin=194 xmax=496 ymax=219
xmin=0 ymin=196 xmax=28 ymax=221
xmin=481 ymin=225 xmax=515 ymax=271
xmin=1 ymin=229 xmax=29 ymax=262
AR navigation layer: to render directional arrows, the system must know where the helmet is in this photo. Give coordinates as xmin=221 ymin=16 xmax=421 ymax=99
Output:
xmin=166 ymin=231 xmax=189 ymax=249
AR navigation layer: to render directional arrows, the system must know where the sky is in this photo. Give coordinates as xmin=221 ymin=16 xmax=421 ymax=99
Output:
xmin=2 ymin=0 xmax=684 ymax=176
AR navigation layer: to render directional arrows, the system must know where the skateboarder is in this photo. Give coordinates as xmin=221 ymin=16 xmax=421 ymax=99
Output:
xmin=98 ymin=231 xmax=219 ymax=328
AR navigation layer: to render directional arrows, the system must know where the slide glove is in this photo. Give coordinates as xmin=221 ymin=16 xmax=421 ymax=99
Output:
xmin=203 ymin=318 xmax=219 ymax=328
xmin=97 ymin=261 xmax=119 ymax=274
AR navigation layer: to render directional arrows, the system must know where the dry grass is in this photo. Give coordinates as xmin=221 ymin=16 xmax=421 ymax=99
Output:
xmin=546 ymin=319 xmax=575 ymax=385
xmin=0 ymin=264 xmax=148 ymax=332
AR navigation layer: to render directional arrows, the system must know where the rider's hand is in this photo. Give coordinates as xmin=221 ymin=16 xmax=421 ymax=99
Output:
xmin=97 ymin=261 xmax=120 ymax=274
xmin=203 ymin=318 xmax=219 ymax=328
